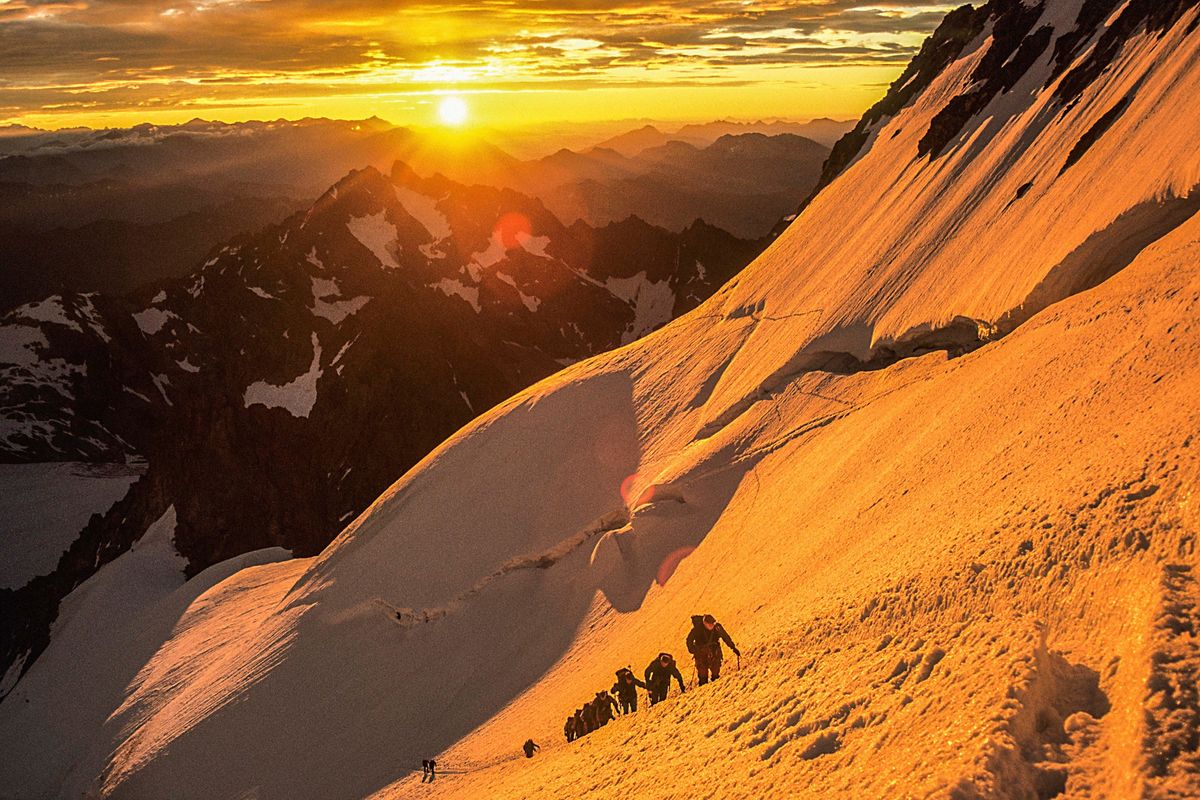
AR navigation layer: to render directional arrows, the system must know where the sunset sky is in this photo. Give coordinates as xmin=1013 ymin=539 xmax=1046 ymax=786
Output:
xmin=0 ymin=1 xmax=956 ymax=130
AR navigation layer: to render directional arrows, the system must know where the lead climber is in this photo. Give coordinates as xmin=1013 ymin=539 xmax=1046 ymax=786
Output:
xmin=686 ymin=614 xmax=740 ymax=685
xmin=644 ymin=652 xmax=685 ymax=705
xmin=611 ymin=666 xmax=647 ymax=714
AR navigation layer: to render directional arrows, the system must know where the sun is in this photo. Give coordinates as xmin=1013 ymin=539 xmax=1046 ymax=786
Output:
xmin=437 ymin=96 xmax=469 ymax=127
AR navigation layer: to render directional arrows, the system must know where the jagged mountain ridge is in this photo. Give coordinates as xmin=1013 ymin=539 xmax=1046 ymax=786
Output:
xmin=0 ymin=162 xmax=766 ymax=695
xmin=0 ymin=119 xmax=824 ymax=309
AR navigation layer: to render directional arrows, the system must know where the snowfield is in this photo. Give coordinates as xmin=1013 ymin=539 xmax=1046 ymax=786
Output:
xmin=0 ymin=462 xmax=143 ymax=590
xmin=3 ymin=1 xmax=1200 ymax=798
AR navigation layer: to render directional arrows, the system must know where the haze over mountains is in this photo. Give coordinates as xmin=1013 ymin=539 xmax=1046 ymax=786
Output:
xmin=4 ymin=0 xmax=1200 ymax=797
xmin=0 ymin=117 xmax=845 ymax=311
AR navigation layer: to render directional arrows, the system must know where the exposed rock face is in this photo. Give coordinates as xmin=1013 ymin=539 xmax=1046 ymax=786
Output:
xmin=0 ymin=163 xmax=767 ymax=687
xmin=788 ymin=0 xmax=1200 ymax=225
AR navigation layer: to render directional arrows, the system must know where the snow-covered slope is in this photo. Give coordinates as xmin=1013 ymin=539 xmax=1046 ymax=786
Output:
xmin=0 ymin=164 xmax=765 ymax=705
xmin=4 ymin=0 xmax=1200 ymax=797
xmin=0 ymin=462 xmax=143 ymax=591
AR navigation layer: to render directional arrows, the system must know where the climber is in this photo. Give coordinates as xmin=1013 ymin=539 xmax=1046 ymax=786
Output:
xmin=582 ymin=700 xmax=598 ymax=733
xmin=644 ymin=652 xmax=685 ymax=705
xmin=611 ymin=667 xmax=647 ymax=714
xmin=686 ymin=614 xmax=740 ymax=685
xmin=564 ymin=714 xmax=576 ymax=742
xmin=573 ymin=707 xmax=587 ymax=738
xmin=523 ymin=739 xmax=540 ymax=758
xmin=594 ymin=689 xmax=619 ymax=726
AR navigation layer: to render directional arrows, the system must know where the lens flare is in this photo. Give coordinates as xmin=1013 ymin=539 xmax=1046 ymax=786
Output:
xmin=657 ymin=546 xmax=696 ymax=586
xmin=438 ymin=95 xmax=469 ymax=126
xmin=620 ymin=473 xmax=656 ymax=508
xmin=493 ymin=211 xmax=531 ymax=249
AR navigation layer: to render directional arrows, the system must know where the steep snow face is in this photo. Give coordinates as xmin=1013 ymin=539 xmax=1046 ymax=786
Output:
xmin=0 ymin=160 xmax=763 ymax=709
xmin=0 ymin=505 xmax=292 ymax=797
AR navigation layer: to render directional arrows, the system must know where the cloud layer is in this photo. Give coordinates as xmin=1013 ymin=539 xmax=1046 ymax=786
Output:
xmin=0 ymin=0 xmax=954 ymax=126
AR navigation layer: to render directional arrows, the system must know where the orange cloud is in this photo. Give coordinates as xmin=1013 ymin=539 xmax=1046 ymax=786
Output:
xmin=0 ymin=1 xmax=956 ymax=128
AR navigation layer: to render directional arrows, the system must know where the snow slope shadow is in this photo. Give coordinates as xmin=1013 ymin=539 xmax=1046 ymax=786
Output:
xmin=590 ymin=458 xmax=752 ymax=612
xmin=994 ymin=190 xmax=1200 ymax=336
xmin=973 ymin=642 xmax=1112 ymax=800
xmin=700 ymin=190 xmax=1200 ymax=447
xmin=91 ymin=371 xmax=651 ymax=800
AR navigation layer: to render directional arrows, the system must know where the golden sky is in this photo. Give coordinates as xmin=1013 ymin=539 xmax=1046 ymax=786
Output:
xmin=0 ymin=1 xmax=957 ymax=130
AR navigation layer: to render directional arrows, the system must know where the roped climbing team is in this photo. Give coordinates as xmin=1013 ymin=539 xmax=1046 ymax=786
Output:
xmin=562 ymin=614 xmax=740 ymax=744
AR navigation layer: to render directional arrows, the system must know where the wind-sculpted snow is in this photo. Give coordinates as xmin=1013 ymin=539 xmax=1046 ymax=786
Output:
xmin=5 ymin=2 xmax=1200 ymax=798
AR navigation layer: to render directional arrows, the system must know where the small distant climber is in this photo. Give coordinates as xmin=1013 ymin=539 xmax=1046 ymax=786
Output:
xmin=611 ymin=667 xmax=647 ymax=714
xmin=523 ymin=739 xmax=540 ymax=758
xmin=421 ymin=759 xmax=437 ymax=782
xmin=644 ymin=652 xmax=685 ymax=705
xmin=582 ymin=701 xmax=598 ymax=733
xmin=594 ymin=689 xmax=619 ymax=726
xmin=564 ymin=715 xmax=576 ymax=742
xmin=686 ymin=614 xmax=740 ymax=685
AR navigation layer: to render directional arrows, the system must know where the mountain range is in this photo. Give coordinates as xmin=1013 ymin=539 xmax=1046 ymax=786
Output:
xmin=0 ymin=161 xmax=766 ymax=698
xmin=0 ymin=119 xmax=836 ymax=311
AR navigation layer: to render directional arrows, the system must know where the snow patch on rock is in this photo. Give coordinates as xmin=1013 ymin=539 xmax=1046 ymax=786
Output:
xmin=132 ymin=308 xmax=176 ymax=336
xmin=17 ymin=297 xmax=82 ymax=333
xmin=347 ymin=211 xmax=400 ymax=269
xmin=433 ymin=278 xmax=482 ymax=313
xmin=606 ymin=272 xmax=676 ymax=343
xmin=243 ymin=332 xmax=323 ymax=418
xmin=0 ymin=325 xmax=48 ymax=366
xmin=395 ymin=186 xmax=451 ymax=260
xmin=309 ymin=276 xmax=369 ymax=324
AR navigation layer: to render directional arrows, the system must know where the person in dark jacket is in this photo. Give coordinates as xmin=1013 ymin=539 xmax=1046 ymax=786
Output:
xmin=573 ymin=708 xmax=586 ymax=737
xmin=582 ymin=700 xmax=598 ymax=733
xmin=611 ymin=667 xmax=647 ymax=714
xmin=523 ymin=739 xmax=540 ymax=758
xmin=564 ymin=715 xmax=576 ymax=742
xmin=644 ymin=652 xmax=685 ymax=705
xmin=594 ymin=690 xmax=619 ymax=726
xmin=686 ymin=614 xmax=740 ymax=685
